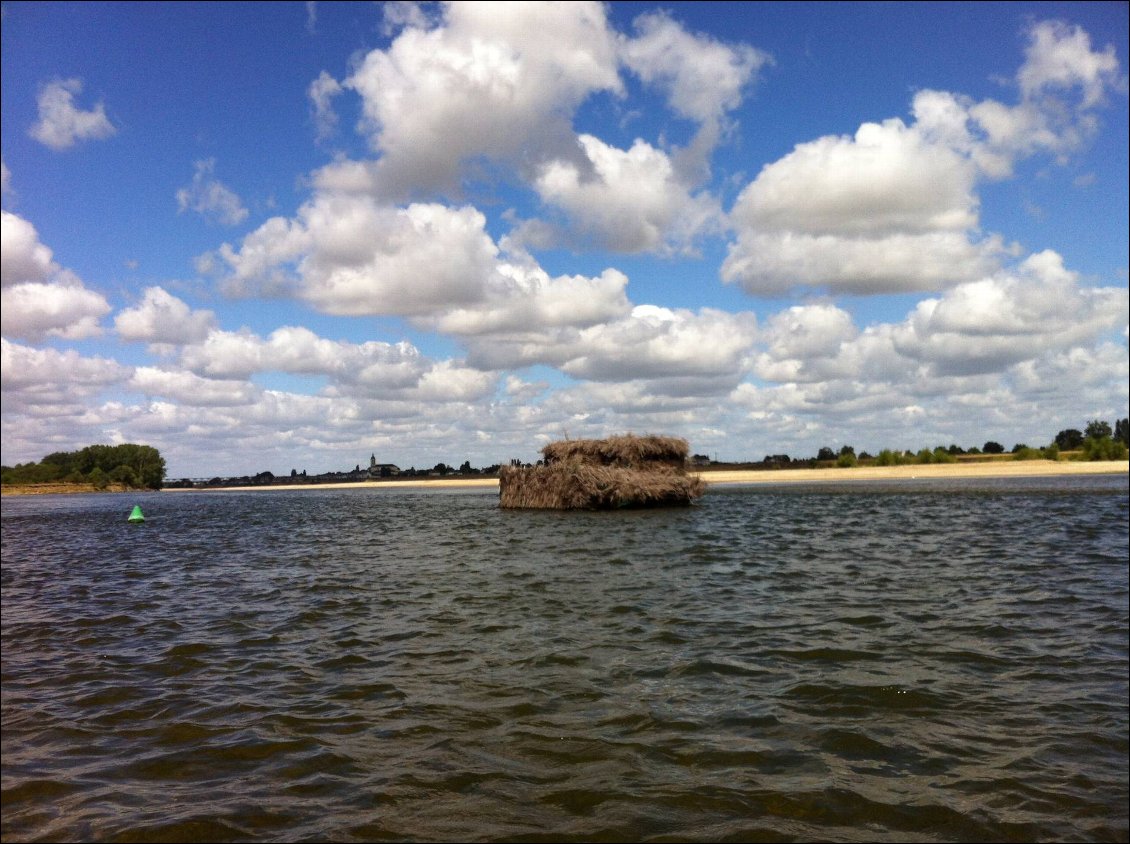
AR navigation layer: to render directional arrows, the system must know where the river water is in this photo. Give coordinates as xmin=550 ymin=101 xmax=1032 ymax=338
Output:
xmin=2 ymin=475 xmax=1127 ymax=842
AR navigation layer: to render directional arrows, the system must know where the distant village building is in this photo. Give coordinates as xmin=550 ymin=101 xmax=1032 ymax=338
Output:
xmin=368 ymin=454 xmax=401 ymax=478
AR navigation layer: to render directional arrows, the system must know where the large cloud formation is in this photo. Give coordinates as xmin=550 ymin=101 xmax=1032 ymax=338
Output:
xmin=312 ymin=1 xmax=764 ymax=255
xmin=1 ymin=211 xmax=111 ymax=342
xmin=344 ymin=0 xmax=624 ymax=199
xmin=723 ymin=20 xmax=1124 ymax=296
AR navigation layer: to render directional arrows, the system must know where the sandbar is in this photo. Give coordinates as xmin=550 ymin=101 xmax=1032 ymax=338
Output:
xmin=696 ymin=460 xmax=1127 ymax=485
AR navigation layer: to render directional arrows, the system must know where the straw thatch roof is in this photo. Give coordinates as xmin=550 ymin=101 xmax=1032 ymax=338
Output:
xmin=499 ymin=434 xmax=705 ymax=510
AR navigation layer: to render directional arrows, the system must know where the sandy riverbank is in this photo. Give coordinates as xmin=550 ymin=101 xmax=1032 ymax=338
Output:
xmin=696 ymin=460 xmax=1128 ymax=485
xmin=157 ymin=459 xmax=1127 ymax=493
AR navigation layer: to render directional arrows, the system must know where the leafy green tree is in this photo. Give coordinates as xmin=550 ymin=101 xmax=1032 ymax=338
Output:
xmin=932 ymin=447 xmax=956 ymax=463
xmin=131 ymin=445 xmax=165 ymax=489
xmin=2 ymin=461 xmax=62 ymax=483
xmin=106 ymin=443 xmax=165 ymax=488
xmin=1085 ymin=419 xmax=1113 ymax=440
xmin=1055 ymin=429 xmax=1083 ymax=450
xmin=874 ymin=449 xmax=902 ymax=466
xmin=0 ymin=443 xmax=164 ymax=489
xmin=78 ymin=444 xmax=114 ymax=474
xmin=88 ymin=467 xmax=109 ymax=490
xmin=1115 ymin=418 xmax=1129 ymax=447
xmin=816 ymin=447 xmax=836 ymax=461
xmin=42 ymin=451 xmax=79 ymax=476
xmin=983 ymin=441 xmax=1005 ymax=454
xmin=110 ymin=465 xmax=139 ymax=487
xmin=1083 ymin=436 xmax=1128 ymax=461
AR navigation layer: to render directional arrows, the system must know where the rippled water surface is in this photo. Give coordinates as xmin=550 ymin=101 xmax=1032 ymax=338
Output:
xmin=3 ymin=476 xmax=1127 ymax=842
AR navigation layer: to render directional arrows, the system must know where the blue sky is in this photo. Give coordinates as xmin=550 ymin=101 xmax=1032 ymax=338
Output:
xmin=2 ymin=1 xmax=1127 ymax=478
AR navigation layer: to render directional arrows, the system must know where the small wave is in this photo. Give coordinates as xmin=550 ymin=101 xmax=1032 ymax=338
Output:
xmin=769 ymin=647 xmax=883 ymax=662
xmin=1 ymin=778 xmax=81 ymax=804
xmin=669 ymin=657 xmax=774 ymax=678
xmin=106 ymin=815 xmax=256 ymax=843
xmin=835 ymin=613 xmax=894 ymax=627
xmin=162 ymin=642 xmax=217 ymax=658
xmin=313 ymin=653 xmax=375 ymax=670
xmin=784 ymin=681 xmax=949 ymax=714
xmin=328 ymin=682 xmax=405 ymax=703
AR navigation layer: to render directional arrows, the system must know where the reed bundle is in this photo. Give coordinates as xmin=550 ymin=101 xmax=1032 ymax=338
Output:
xmin=541 ymin=434 xmax=690 ymax=468
xmin=499 ymin=434 xmax=705 ymax=510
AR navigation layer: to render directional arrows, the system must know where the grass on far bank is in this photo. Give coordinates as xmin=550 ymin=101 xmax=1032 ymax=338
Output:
xmin=0 ymin=482 xmax=136 ymax=496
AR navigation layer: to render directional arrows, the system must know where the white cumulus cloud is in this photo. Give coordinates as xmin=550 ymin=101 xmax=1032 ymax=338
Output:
xmin=1 ymin=281 xmax=111 ymax=342
xmin=723 ymin=19 xmax=1124 ymax=297
xmin=308 ymin=70 xmax=343 ymax=142
xmin=1 ymin=338 xmax=128 ymax=412
xmin=176 ymin=159 xmax=249 ymax=226
xmin=129 ymin=367 xmax=261 ymax=407
xmin=345 ymin=0 xmax=623 ymax=198
xmin=29 ymin=78 xmax=117 ymax=150
xmin=115 ymin=287 xmax=217 ymax=346
xmin=458 ymin=304 xmax=758 ymax=393
xmin=1018 ymin=20 xmax=1123 ymax=108
xmin=533 ymin=135 xmax=723 ymax=254
xmin=1 ymin=210 xmax=56 ymax=286
xmin=1 ymin=211 xmax=111 ymax=342
xmin=619 ymin=9 xmax=771 ymax=125
xmin=891 ymin=251 xmax=1129 ymax=376
xmin=214 ymin=192 xmax=635 ymax=336
xmin=723 ymin=118 xmax=1002 ymax=295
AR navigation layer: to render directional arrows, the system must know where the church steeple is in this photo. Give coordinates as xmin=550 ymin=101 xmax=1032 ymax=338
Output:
xmin=370 ymin=453 xmax=376 ymax=468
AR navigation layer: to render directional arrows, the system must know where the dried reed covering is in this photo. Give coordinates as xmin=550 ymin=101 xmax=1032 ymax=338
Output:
xmin=499 ymin=434 xmax=706 ymax=510
xmin=541 ymin=434 xmax=690 ymax=468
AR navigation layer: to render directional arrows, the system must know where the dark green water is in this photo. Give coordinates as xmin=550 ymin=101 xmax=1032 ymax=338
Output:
xmin=2 ymin=476 xmax=1127 ymax=842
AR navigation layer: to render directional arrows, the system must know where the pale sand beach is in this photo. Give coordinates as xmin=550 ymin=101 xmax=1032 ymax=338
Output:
xmin=161 ymin=460 xmax=1127 ymax=492
xmin=697 ymin=460 xmax=1128 ymax=485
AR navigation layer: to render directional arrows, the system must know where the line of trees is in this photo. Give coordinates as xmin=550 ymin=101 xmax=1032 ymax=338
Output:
xmin=809 ymin=418 xmax=1129 ymax=468
xmin=1054 ymin=419 xmax=1130 ymax=460
xmin=1 ymin=444 xmax=166 ymax=490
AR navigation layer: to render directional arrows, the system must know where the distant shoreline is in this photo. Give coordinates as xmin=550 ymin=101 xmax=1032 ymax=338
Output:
xmin=3 ymin=460 xmax=1125 ymax=496
xmin=165 ymin=459 xmax=1125 ymax=492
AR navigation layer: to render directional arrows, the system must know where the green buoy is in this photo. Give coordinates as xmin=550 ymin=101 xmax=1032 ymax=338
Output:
xmin=127 ymin=505 xmax=145 ymax=523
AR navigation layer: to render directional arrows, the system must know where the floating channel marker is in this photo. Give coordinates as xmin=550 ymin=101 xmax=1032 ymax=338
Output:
xmin=127 ymin=505 xmax=145 ymax=523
